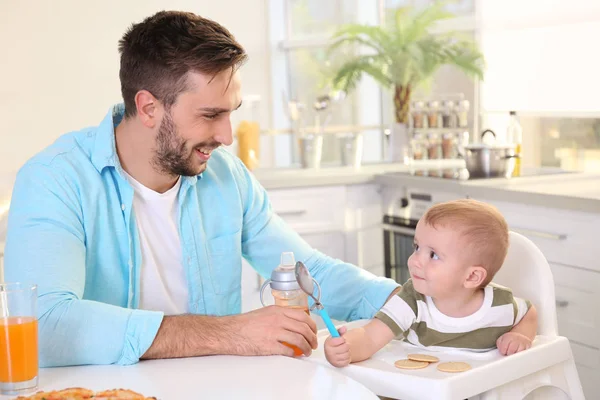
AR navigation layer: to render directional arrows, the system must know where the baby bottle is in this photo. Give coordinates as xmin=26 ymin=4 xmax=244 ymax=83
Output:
xmin=259 ymin=252 xmax=309 ymax=356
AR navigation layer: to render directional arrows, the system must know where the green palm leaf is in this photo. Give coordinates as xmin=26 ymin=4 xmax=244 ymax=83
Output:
xmin=326 ymin=1 xmax=485 ymax=122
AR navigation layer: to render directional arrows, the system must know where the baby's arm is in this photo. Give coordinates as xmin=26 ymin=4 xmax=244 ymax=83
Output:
xmin=324 ymin=319 xmax=395 ymax=367
xmin=498 ymin=304 xmax=538 ymax=355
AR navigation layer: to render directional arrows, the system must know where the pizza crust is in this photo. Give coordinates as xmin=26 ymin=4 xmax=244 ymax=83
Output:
xmin=15 ymin=387 xmax=156 ymax=399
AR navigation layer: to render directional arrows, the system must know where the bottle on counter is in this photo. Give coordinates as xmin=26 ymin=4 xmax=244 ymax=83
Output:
xmin=236 ymin=95 xmax=261 ymax=170
xmin=259 ymin=252 xmax=309 ymax=356
xmin=506 ymin=111 xmax=523 ymax=177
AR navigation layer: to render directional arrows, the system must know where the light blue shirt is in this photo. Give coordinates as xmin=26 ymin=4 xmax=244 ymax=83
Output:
xmin=5 ymin=104 xmax=398 ymax=367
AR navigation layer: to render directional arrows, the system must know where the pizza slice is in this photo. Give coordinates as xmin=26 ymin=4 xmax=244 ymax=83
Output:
xmin=14 ymin=387 xmax=156 ymax=399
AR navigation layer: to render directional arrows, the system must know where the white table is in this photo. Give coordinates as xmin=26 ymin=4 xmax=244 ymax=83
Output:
xmin=1 ymin=355 xmax=378 ymax=400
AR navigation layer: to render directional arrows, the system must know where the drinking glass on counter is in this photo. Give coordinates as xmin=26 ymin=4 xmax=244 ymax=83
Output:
xmin=0 ymin=283 xmax=38 ymax=396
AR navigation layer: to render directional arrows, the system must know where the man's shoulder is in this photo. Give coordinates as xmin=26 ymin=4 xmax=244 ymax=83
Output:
xmin=207 ymin=147 xmax=240 ymax=170
xmin=199 ymin=147 xmax=246 ymax=184
xmin=24 ymin=128 xmax=96 ymax=171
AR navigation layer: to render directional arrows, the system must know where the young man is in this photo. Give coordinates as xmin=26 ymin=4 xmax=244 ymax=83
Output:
xmin=4 ymin=11 xmax=399 ymax=367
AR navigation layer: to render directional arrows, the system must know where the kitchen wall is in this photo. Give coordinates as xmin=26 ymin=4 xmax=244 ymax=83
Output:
xmin=0 ymin=0 xmax=272 ymax=175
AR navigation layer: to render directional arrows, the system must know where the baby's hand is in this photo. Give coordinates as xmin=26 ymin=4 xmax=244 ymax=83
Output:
xmin=497 ymin=332 xmax=532 ymax=355
xmin=324 ymin=326 xmax=350 ymax=367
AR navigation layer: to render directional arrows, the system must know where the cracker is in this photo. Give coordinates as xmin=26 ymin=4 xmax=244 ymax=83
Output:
xmin=437 ymin=361 xmax=471 ymax=373
xmin=407 ymin=353 xmax=439 ymax=363
xmin=394 ymin=359 xmax=430 ymax=370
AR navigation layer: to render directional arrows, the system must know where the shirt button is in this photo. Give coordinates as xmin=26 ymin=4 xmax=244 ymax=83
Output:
xmin=121 ymin=204 xmax=126 ymax=211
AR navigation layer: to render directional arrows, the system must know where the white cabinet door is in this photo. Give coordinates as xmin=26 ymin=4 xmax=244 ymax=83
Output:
xmin=571 ymin=342 xmax=600 ymax=400
xmin=241 ymin=258 xmax=263 ymax=313
xmin=550 ymin=262 xmax=600 ymax=349
xmin=302 ymin=231 xmax=346 ymax=262
xmin=472 ymin=198 xmax=600 ymax=273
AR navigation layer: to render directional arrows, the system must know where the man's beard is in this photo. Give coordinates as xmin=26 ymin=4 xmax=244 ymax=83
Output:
xmin=152 ymin=110 xmax=212 ymax=177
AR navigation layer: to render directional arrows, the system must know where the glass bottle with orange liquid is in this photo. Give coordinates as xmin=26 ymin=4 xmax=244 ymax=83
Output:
xmin=0 ymin=283 xmax=38 ymax=396
xmin=259 ymin=252 xmax=310 ymax=356
xmin=235 ymin=95 xmax=261 ymax=171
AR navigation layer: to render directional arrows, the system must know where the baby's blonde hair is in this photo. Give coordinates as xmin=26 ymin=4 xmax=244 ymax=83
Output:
xmin=422 ymin=199 xmax=509 ymax=286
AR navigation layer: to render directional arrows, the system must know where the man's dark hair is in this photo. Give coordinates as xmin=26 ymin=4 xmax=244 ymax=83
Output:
xmin=118 ymin=11 xmax=247 ymax=118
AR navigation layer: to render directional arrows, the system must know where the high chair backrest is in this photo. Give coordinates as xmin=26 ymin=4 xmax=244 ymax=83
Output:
xmin=491 ymin=231 xmax=558 ymax=336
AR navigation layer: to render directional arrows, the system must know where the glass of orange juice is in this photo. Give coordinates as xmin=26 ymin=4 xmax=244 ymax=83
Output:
xmin=0 ymin=283 xmax=38 ymax=396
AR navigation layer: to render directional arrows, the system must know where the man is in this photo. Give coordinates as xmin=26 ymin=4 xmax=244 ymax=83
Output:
xmin=4 ymin=11 xmax=399 ymax=367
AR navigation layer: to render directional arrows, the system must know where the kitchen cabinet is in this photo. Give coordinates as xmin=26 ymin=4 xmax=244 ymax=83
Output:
xmin=480 ymin=0 xmax=600 ymax=114
xmin=473 ymin=197 xmax=600 ymax=398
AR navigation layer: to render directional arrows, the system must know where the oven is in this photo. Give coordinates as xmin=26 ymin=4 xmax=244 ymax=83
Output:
xmin=383 ymin=214 xmax=416 ymax=285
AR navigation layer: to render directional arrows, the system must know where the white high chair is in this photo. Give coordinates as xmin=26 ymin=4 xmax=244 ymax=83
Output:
xmin=305 ymin=232 xmax=585 ymax=400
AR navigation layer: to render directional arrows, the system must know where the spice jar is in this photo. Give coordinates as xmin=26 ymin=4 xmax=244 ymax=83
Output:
xmin=411 ymin=101 xmax=426 ymax=129
xmin=427 ymin=133 xmax=441 ymax=159
xmin=442 ymin=100 xmax=458 ymax=128
xmin=458 ymin=100 xmax=470 ymax=128
xmin=411 ymin=133 xmax=427 ymax=160
xmin=427 ymin=101 xmax=440 ymax=128
xmin=441 ymin=133 xmax=457 ymax=159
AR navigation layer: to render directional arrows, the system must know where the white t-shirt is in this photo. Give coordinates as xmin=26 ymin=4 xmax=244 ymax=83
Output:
xmin=124 ymin=171 xmax=188 ymax=315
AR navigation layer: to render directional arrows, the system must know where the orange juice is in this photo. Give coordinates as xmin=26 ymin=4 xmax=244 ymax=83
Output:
xmin=282 ymin=306 xmax=310 ymax=356
xmin=236 ymin=120 xmax=260 ymax=170
xmin=0 ymin=317 xmax=38 ymax=383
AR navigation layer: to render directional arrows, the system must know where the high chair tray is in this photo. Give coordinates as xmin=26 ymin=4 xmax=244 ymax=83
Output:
xmin=303 ymin=319 xmax=574 ymax=400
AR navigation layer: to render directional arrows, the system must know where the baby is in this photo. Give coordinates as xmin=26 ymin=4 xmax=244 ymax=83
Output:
xmin=325 ymin=199 xmax=538 ymax=367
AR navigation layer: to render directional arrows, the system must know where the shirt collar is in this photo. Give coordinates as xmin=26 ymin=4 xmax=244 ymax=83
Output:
xmin=90 ymin=103 xmax=202 ymax=186
xmin=90 ymin=103 xmax=124 ymax=173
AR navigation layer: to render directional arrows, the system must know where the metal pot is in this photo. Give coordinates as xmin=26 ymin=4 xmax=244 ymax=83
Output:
xmin=461 ymin=130 xmax=519 ymax=179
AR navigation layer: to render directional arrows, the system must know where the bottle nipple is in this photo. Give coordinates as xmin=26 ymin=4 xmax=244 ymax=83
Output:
xmin=280 ymin=252 xmax=295 ymax=267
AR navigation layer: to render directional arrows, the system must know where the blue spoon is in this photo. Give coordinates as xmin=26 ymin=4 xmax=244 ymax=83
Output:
xmin=295 ymin=261 xmax=340 ymax=338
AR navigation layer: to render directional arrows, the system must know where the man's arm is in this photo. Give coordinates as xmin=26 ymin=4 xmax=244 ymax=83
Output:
xmin=141 ymin=306 xmax=318 ymax=359
xmin=233 ymin=157 xmax=400 ymax=322
xmin=5 ymin=163 xmax=164 ymax=367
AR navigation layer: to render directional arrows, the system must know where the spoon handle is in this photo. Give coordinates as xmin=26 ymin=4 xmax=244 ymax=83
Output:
xmin=315 ymin=308 xmax=340 ymax=338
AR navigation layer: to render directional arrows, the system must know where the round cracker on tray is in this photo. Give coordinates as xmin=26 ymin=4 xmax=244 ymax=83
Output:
xmin=407 ymin=353 xmax=439 ymax=363
xmin=437 ymin=361 xmax=472 ymax=373
xmin=394 ymin=359 xmax=430 ymax=370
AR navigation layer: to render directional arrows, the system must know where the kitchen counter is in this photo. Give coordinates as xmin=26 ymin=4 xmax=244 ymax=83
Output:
xmin=375 ymin=171 xmax=600 ymax=213
xmin=253 ymin=161 xmax=600 ymax=213
xmin=0 ymin=355 xmax=378 ymax=400
xmin=253 ymin=160 xmax=464 ymax=190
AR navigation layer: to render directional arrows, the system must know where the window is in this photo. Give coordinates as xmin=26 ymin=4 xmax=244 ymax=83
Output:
xmin=268 ymin=0 xmax=478 ymax=167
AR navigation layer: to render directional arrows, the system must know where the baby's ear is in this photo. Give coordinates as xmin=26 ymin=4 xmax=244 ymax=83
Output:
xmin=464 ymin=265 xmax=487 ymax=289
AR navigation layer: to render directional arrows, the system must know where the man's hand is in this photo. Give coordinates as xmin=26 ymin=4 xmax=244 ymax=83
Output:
xmin=324 ymin=326 xmax=350 ymax=367
xmin=496 ymin=332 xmax=532 ymax=355
xmin=230 ymin=305 xmax=318 ymax=357
xmin=142 ymin=305 xmax=317 ymax=360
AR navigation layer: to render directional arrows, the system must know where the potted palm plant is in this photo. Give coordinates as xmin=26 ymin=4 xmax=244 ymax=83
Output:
xmin=327 ymin=1 xmax=485 ymax=161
